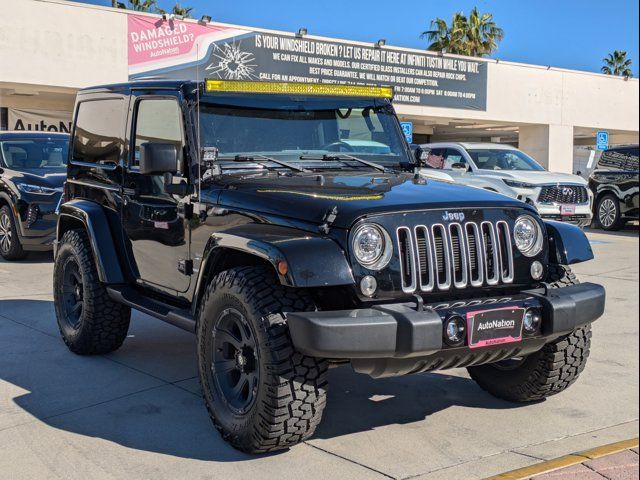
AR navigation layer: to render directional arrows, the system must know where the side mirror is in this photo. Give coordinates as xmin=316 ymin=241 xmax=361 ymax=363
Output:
xmin=139 ymin=143 xmax=178 ymax=176
xmin=451 ymin=162 xmax=468 ymax=172
xmin=413 ymin=146 xmax=429 ymax=166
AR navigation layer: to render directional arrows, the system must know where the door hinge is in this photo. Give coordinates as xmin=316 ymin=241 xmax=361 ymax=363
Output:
xmin=178 ymin=259 xmax=194 ymax=276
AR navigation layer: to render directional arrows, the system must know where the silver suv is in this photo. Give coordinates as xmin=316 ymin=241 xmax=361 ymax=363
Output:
xmin=417 ymin=142 xmax=593 ymax=227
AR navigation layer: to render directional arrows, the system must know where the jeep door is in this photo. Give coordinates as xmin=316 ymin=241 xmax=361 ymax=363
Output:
xmin=122 ymin=92 xmax=191 ymax=295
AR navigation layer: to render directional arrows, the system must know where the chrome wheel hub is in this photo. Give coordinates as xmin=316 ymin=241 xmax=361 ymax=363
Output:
xmin=0 ymin=212 xmax=12 ymax=252
xmin=599 ymin=199 xmax=617 ymax=227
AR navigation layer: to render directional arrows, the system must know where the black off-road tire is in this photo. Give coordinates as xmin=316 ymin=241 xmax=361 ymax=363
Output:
xmin=53 ymin=229 xmax=131 ymax=355
xmin=467 ymin=265 xmax=592 ymax=402
xmin=197 ymin=266 xmax=328 ymax=453
xmin=0 ymin=205 xmax=27 ymax=261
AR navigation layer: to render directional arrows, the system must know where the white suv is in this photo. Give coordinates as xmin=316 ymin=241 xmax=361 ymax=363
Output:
xmin=416 ymin=142 xmax=593 ymax=227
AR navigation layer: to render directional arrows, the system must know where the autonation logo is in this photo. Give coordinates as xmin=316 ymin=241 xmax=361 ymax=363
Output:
xmin=477 ymin=319 xmax=516 ymax=331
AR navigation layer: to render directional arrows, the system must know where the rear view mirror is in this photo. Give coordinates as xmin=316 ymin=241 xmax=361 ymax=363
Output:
xmin=139 ymin=143 xmax=178 ymax=175
xmin=451 ymin=162 xmax=469 ymax=172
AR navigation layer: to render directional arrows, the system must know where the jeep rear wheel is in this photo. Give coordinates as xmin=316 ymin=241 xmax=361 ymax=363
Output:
xmin=197 ymin=266 xmax=328 ymax=453
xmin=467 ymin=265 xmax=592 ymax=402
xmin=0 ymin=205 xmax=26 ymax=261
xmin=53 ymin=229 xmax=131 ymax=355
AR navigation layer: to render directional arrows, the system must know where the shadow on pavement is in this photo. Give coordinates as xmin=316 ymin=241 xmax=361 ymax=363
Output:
xmin=0 ymin=251 xmax=53 ymax=265
xmin=1 ymin=298 xmax=519 ymax=461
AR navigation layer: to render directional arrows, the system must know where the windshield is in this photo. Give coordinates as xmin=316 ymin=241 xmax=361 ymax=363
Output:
xmin=0 ymin=138 xmax=69 ymax=171
xmin=467 ymin=148 xmax=545 ymax=171
xmin=198 ymin=103 xmax=411 ymax=167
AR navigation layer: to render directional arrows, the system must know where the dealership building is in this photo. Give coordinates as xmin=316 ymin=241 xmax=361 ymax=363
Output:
xmin=2 ymin=0 xmax=638 ymax=174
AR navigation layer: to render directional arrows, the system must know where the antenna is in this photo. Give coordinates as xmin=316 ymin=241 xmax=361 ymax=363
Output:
xmin=196 ymin=43 xmax=201 ymax=205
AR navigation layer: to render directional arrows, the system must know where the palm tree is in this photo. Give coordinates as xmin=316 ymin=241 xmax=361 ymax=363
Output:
xmin=465 ymin=8 xmax=504 ymax=57
xmin=119 ymin=0 xmax=156 ymax=11
xmin=421 ymin=7 xmax=504 ymax=57
xmin=155 ymin=3 xmax=194 ymax=18
xmin=601 ymin=50 xmax=633 ymax=77
xmin=421 ymin=13 xmax=465 ymax=54
xmin=171 ymin=3 xmax=193 ymax=18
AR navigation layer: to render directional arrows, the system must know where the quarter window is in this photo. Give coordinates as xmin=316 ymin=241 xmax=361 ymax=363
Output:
xmin=132 ymin=98 xmax=184 ymax=168
xmin=72 ymin=99 xmax=124 ymax=164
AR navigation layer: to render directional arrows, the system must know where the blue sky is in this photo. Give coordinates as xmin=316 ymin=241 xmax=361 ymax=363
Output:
xmin=77 ymin=0 xmax=639 ymax=75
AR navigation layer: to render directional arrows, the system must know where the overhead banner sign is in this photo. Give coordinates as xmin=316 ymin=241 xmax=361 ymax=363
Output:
xmin=7 ymin=108 xmax=72 ymax=133
xmin=128 ymin=15 xmax=488 ymax=110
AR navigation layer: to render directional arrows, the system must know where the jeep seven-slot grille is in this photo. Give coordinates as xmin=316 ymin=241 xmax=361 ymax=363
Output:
xmin=538 ymin=185 xmax=589 ymax=204
xmin=397 ymin=222 xmax=514 ymax=293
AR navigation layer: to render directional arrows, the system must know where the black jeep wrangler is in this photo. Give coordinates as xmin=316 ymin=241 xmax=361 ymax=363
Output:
xmin=54 ymin=80 xmax=605 ymax=454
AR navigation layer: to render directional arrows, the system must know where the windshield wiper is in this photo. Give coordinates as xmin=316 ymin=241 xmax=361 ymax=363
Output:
xmin=299 ymin=153 xmax=386 ymax=172
xmin=218 ymin=154 xmax=310 ymax=173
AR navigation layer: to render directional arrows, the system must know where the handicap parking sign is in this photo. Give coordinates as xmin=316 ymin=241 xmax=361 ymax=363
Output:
xmin=596 ymin=131 xmax=609 ymax=151
xmin=400 ymin=122 xmax=413 ymax=143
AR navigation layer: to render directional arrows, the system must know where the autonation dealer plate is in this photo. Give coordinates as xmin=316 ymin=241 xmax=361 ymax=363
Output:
xmin=467 ymin=307 xmax=525 ymax=349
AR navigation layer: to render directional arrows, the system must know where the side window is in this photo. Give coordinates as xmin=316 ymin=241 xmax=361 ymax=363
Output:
xmin=132 ymin=98 xmax=184 ymax=168
xmin=72 ymin=99 xmax=123 ymax=164
xmin=442 ymin=149 xmax=467 ymax=170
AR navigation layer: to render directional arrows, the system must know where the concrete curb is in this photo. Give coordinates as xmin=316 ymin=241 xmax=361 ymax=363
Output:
xmin=485 ymin=437 xmax=639 ymax=480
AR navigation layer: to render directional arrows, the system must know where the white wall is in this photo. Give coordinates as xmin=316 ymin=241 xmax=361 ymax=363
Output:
xmin=0 ymin=0 xmax=128 ymax=89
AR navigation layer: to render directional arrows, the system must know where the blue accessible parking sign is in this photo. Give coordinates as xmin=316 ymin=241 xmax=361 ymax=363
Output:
xmin=400 ymin=122 xmax=413 ymax=143
xmin=596 ymin=131 xmax=609 ymax=151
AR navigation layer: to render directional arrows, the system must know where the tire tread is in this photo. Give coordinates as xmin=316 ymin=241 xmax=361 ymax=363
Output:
xmin=54 ymin=229 xmax=131 ymax=355
xmin=197 ymin=266 xmax=328 ymax=453
xmin=468 ymin=265 xmax=592 ymax=402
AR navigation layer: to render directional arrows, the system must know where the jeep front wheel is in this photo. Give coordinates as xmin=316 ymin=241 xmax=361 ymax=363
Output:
xmin=197 ymin=266 xmax=328 ymax=453
xmin=467 ymin=265 xmax=592 ymax=402
xmin=53 ymin=229 xmax=131 ymax=354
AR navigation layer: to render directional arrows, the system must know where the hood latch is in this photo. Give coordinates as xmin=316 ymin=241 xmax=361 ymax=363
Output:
xmin=318 ymin=206 xmax=338 ymax=234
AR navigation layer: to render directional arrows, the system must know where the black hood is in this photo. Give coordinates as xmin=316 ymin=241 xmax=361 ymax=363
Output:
xmin=212 ymin=172 xmax=530 ymax=228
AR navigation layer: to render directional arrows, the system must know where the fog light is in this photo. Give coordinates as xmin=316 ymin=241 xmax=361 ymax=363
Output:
xmin=523 ymin=308 xmax=542 ymax=334
xmin=530 ymin=261 xmax=544 ymax=280
xmin=360 ymin=275 xmax=377 ymax=297
xmin=26 ymin=204 xmax=40 ymax=228
xmin=444 ymin=315 xmax=466 ymax=346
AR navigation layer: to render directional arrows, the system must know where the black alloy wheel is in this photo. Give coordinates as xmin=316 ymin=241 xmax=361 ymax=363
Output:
xmin=59 ymin=255 xmax=85 ymax=331
xmin=211 ymin=307 xmax=260 ymax=414
xmin=53 ymin=229 xmax=131 ymax=355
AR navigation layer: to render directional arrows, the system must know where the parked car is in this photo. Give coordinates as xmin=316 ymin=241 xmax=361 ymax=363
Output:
xmin=588 ymin=145 xmax=639 ymax=231
xmin=0 ymin=131 xmax=68 ymax=260
xmin=415 ymin=142 xmax=593 ymax=227
xmin=53 ymin=80 xmax=604 ymax=454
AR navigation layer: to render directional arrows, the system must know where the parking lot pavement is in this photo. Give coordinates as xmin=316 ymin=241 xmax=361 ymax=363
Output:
xmin=0 ymin=226 xmax=638 ymax=480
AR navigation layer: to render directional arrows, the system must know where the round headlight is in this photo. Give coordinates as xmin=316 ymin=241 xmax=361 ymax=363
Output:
xmin=351 ymin=224 xmax=392 ymax=270
xmin=514 ymin=215 xmax=543 ymax=257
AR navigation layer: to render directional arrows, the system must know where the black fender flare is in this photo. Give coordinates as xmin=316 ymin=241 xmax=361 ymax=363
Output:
xmin=57 ymin=200 xmax=125 ymax=284
xmin=544 ymin=220 xmax=594 ymax=265
xmin=194 ymin=223 xmax=354 ymax=293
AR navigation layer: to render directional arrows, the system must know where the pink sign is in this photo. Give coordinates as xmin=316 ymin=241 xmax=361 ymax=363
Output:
xmin=128 ymin=14 xmax=248 ymax=73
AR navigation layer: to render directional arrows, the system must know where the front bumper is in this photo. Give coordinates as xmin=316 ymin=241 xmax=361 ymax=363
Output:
xmin=287 ymin=283 xmax=605 ymax=375
xmin=15 ymin=194 xmax=61 ymax=251
xmin=537 ymin=203 xmax=593 ymax=227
